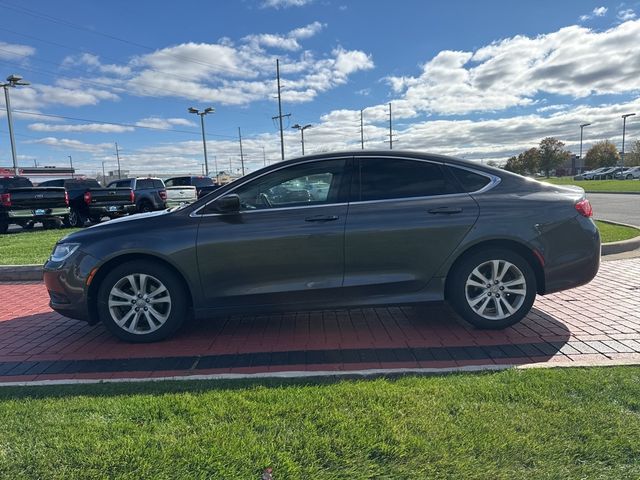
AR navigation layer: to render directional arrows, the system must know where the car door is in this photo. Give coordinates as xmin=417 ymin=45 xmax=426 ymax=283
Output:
xmin=195 ymin=157 xmax=352 ymax=310
xmin=342 ymin=155 xmax=480 ymax=299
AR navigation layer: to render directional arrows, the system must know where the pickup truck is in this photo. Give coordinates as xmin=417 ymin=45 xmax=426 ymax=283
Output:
xmin=165 ymin=185 xmax=198 ymax=208
xmin=164 ymin=176 xmax=221 ymax=198
xmin=107 ymin=178 xmax=167 ymax=212
xmin=0 ymin=176 xmax=69 ymax=234
xmin=39 ymin=178 xmax=135 ymax=227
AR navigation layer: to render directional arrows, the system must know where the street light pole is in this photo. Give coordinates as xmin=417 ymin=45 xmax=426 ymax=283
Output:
xmin=1 ymin=74 xmax=30 ymax=175
xmin=68 ymin=155 xmax=74 ymax=178
xmin=621 ymin=113 xmax=636 ymax=167
xmin=292 ymin=123 xmax=312 ymax=155
xmin=101 ymin=161 xmax=107 ymax=182
xmin=188 ymin=106 xmax=214 ymax=176
xmin=579 ymin=123 xmax=591 ymax=173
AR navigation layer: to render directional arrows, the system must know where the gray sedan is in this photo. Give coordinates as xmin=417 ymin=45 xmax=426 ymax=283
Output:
xmin=44 ymin=151 xmax=600 ymax=342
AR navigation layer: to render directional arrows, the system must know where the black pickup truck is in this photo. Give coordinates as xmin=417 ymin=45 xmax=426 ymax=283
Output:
xmin=39 ymin=178 xmax=135 ymax=227
xmin=164 ymin=175 xmax=221 ymax=198
xmin=0 ymin=176 xmax=69 ymax=234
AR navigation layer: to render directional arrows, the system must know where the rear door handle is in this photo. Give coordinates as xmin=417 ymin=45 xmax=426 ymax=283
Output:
xmin=305 ymin=215 xmax=339 ymax=222
xmin=428 ymin=207 xmax=463 ymax=215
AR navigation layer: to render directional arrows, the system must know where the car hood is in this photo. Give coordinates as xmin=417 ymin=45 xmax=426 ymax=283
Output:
xmin=59 ymin=209 xmax=173 ymax=244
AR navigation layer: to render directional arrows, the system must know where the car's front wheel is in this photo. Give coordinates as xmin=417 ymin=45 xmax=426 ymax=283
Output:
xmin=96 ymin=261 xmax=188 ymax=342
xmin=447 ymin=249 xmax=537 ymax=329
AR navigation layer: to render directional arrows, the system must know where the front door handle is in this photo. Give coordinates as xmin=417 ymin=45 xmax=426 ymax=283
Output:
xmin=305 ymin=215 xmax=339 ymax=222
xmin=428 ymin=207 xmax=463 ymax=215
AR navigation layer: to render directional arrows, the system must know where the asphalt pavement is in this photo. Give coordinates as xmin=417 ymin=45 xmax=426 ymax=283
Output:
xmin=588 ymin=193 xmax=640 ymax=227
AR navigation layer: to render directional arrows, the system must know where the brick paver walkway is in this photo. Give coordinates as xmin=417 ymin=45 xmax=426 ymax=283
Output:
xmin=0 ymin=258 xmax=639 ymax=383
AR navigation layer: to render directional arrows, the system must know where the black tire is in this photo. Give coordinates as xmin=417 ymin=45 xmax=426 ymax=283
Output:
xmin=67 ymin=209 xmax=87 ymax=228
xmin=96 ymin=260 xmax=188 ymax=342
xmin=447 ymin=248 xmax=537 ymax=329
xmin=627 ymin=175 xmax=633 ymax=180
xmin=22 ymin=221 xmax=34 ymax=230
xmin=138 ymin=200 xmax=153 ymax=213
xmin=0 ymin=219 xmax=7 ymax=234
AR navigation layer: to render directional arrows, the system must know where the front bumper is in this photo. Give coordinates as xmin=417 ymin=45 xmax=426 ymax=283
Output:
xmin=43 ymin=249 xmax=100 ymax=323
xmin=8 ymin=207 xmax=70 ymax=219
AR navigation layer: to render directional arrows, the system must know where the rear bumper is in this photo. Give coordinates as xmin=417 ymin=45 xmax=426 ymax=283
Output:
xmin=540 ymin=216 xmax=601 ymax=295
xmin=7 ymin=207 xmax=70 ymax=219
xmin=88 ymin=204 xmax=136 ymax=216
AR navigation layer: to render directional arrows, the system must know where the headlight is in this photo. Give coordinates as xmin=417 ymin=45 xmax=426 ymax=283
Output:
xmin=50 ymin=243 xmax=80 ymax=262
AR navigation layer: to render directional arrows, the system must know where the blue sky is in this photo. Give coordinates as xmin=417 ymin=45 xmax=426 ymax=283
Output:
xmin=0 ymin=0 xmax=639 ymax=175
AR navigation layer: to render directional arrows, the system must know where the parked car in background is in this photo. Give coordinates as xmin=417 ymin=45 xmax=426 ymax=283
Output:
xmin=107 ymin=178 xmax=167 ymax=212
xmin=39 ymin=178 xmax=136 ymax=227
xmin=0 ymin=176 xmax=69 ymax=234
xmin=44 ymin=151 xmax=600 ymax=342
xmin=578 ymin=167 xmax=608 ymax=180
xmin=164 ymin=176 xmax=221 ymax=198
xmin=593 ymin=166 xmax=624 ymax=180
xmin=615 ymin=166 xmax=640 ymax=179
xmin=165 ymin=185 xmax=197 ymax=208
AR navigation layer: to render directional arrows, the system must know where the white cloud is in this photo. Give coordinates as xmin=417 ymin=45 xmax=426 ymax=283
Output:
xmin=617 ymin=9 xmax=636 ymax=21
xmin=135 ymin=117 xmax=196 ymax=129
xmin=580 ymin=6 xmax=608 ymax=21
xmin=243 ymin=22 xmax=325 ymax=51
xmin=0 ymin=41 xmax=35 ymax=60
xmin=384 ymin=20 xmax=640 ymax=116
xmin=28 ymin=123 xmax=134 ymax=133
xmin=62 ymin=53 xmax=132 ymax=76
xmin=261 ymin=0 xmax=313 ymax=8
xmin=31 ymin=137 xmax=113 ymax=154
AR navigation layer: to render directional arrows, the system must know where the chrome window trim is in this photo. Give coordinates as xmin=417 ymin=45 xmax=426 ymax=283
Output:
xmin=190 ymin=154 xmax=502 ymax=218
xmin=190 ymin=156 xmax=352 ymax=217
xmin=445 ymin=163 xmax=502 ymax=194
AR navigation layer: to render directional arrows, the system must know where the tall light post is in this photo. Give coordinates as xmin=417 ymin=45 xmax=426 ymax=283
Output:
xmin=621 ymin=113 xmax=636 ymax=167
xmin=1 ymin=74 xmax=30 ymax=175
xmin=188 ymin=106 xmax=214 ymax=176
xmin=68 ymin=155 xmax=74 ymax=179
xmin=101 ymin=160 xmax=108 ymax=182
xmin=292 ymin=123 xmax=312 ymax=155
xmin=579 ymin=123 xmax=591 ymax=173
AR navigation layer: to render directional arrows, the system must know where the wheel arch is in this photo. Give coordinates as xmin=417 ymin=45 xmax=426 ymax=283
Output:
xmin=87 ymin=252 xmax=194 ymax=322
xmin=444 ymin=238 xmax=545 ymax=298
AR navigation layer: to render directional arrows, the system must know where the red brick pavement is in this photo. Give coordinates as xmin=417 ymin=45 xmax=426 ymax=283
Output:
xmin=0 ymin=258 xmax=639 ymax=383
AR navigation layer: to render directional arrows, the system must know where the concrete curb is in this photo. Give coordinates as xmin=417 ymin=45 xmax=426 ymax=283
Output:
xmin=1 ymin=220 xmax=638 ymax=282
xmin=0 ymin=264 xmax=43 ymax=281
xmin=586 ymin=191 xmax=640 ymax=195
xmin=1 ymin=359 xmax=639 ymax=388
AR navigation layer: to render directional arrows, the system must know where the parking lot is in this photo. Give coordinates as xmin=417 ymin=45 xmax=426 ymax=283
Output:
xmin=0 ymin=256 xmax=638 ymax=383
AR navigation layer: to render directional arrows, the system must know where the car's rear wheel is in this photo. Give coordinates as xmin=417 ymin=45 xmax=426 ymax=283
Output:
xmin=627 ymin=174 xmax=633 ymax=180
xmin=0 ymin=219 xmax=7 ymax=234
xmin=447 ymin=249 xmax=536 ymax=329
xmin=96 ymin=261 xmax=188 ymax=342
xmin=138 ymin=200 xmax=153 ymax=213
xmin=66 ymin=208 xmax=87 ymax=228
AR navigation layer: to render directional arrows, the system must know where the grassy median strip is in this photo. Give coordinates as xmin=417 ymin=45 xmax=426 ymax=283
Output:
xmin=0 ymin=367 xmax=639 ymax=478
xmin=544 ymin=177 xmax=640 ymax=193
xmin=596 ymin=220 xmax=640 ymax=243
xmin=0 ymin=228 xmax=80 ymax=265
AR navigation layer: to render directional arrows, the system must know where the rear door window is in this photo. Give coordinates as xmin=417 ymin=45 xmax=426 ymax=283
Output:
xmin=356 ymin=158 xmax=459 ymax=201
xmin=448 ymin=167 xmax=491 ymax=192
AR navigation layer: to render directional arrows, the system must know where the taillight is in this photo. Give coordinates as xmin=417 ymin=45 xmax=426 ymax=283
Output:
xmin=83 ymin=191 xmax=92 ymax=205
xmin=130 ymin=190 xmax=135 ymax=203
xmin=64 ymin=191 xmax=69 ymax=206
xmin=1 ymin=193 xmax=10 ymax=207
xmin=159 ymin=189 xmax=167 ymax=201
xmin=575 ymin=199 xmax=593 ymax=217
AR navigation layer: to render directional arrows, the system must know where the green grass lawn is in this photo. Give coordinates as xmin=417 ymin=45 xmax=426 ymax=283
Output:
xmin=0 ymin=367 xmax=640 ymax=479
xmin=595 ymin=220 xmax=640 ymax=243
xmin=544 ymin=177 xmax=640 ymax=192
xmin=0 ymin=228 xmax=79 ymax=265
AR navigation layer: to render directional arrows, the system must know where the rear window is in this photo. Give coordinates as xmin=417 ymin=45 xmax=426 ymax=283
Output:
xmin=136 ymin=179 xmax=154 ymax=189
xmin=65 ymin=179 xmax=101 ymax=188
xmin=449 ymin=167 xmax=491 ymax=192
xmin=192 ymin=177 xmax=214 ymax=187
xmin=153 ymin=179 xmax=165 ymax=189
xmin=0 ymin=177 xmax=32 ymax=191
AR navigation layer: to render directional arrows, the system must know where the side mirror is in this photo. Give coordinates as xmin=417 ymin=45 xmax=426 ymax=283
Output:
xmin=213 ymin=194 xmax=240 ymax=213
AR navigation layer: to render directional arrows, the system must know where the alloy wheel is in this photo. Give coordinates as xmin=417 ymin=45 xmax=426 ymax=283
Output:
xmin=108 ymin=273 xmax=172 ymax=334
xmin=464 ymin=259 xmax=527 ymax=320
